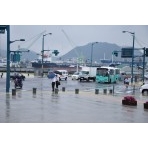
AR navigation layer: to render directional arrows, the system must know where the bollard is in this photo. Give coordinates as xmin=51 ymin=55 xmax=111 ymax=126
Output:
xmin=12 ymin=89 xmax=16 ymax=96
xmin=103 ymin=89 xmax=107 ymax=94
xmin=135 ymin=76 xmax=137 ymax=82
xmin=33 ymin=88 xmax=37 ymax=94
xmin=113 ymin=84 xmax=115 ymax=94
xmin=62 ymin=87 xmax=65 ymax=92
xmin=109 ymin=89 xmax=113 ymax=94
xmin=55 ymin=88 xmax=58 ymax=94
xmin=75 ymin=89 xmax=79 ymax=94
xmin=133 ymin=85 xmax=135 ymax=94
xmin=95 ymin=89 xmax=99 ymax=94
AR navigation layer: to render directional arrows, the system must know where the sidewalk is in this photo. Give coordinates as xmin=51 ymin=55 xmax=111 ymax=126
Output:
xmin=0 ymin=86 xmax=148 ymax=123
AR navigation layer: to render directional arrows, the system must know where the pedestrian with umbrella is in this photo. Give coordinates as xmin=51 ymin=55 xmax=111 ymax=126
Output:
xmin=47 ymin=71 xmax=56 ymax=92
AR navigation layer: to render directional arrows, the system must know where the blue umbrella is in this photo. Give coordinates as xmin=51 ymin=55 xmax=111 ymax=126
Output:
xmin=47 ymin=72 xmax=56 ymax=79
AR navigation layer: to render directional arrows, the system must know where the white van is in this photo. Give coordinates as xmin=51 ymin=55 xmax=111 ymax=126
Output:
xmin=57 ymin=70 xmax=68 ymax=81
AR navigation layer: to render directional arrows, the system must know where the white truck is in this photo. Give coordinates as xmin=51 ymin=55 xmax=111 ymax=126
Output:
xmin=79 ymin=66 xmax=97 ymax=82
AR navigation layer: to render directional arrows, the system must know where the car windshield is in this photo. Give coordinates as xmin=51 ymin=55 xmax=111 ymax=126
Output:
xmin=81 ymin=71 xmax=89 ymax=74
xmin=74 ymin=72 xmax=79 ymax=75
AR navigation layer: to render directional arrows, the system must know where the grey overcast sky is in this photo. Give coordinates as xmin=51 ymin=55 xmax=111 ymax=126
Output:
xmin=0 ymin=25 xmax=148 ymax=56
xmin=1 ymin=1 xmax=148 ymax=56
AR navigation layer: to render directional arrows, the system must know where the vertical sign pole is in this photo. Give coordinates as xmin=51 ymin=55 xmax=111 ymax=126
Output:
xmin=142 ymin=48 xmax=146 ymax=84
xmin=6 ymin=25 xmax=10 ymax=93
xmin=131 ymin=33 xmax=135 ymax=84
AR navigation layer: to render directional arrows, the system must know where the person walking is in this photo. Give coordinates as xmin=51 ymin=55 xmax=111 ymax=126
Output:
xmin=124 ymin=76 xmax=130 ymax=88
xmin=51 ymin=75 xmax=56 ymax=92
xmin=55 ymin=74 xmax=60 ymax=89
xmin=1 ymin=73 xmax=3 ymax=78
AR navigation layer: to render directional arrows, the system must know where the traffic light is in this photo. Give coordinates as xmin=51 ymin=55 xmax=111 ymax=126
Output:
xmin=0 ymin=25 xmax=7 ymax=34
xmin=145 ymin=48 xmax=148 ymax=57
xmin=113 ymin=51 xmax=118 ymax=57
xmin=52 ymin=50 xmax=59 ymax=56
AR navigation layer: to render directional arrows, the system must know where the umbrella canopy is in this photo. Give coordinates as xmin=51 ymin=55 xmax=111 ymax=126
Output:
xmin=47 ymin=72 xmax=56 ymax=79
xmin=54 ymin=71 xmax=62 ymax=75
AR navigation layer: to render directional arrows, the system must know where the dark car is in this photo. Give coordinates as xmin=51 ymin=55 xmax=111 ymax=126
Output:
xmin=10 ymin=73 xmax=25 ymax=81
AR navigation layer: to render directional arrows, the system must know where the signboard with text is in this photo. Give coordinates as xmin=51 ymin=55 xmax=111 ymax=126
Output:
xmin=121 ymin=48 xmax=133 ymax=58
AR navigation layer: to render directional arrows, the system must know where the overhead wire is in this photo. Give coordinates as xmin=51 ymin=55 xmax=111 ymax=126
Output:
xmin=135 ymin=36 xmax=148 ymax=53
xmin=61 ymin=28 xmax=84 ymax=63
xmin=18 ymin=30 xmax=46 ymax=51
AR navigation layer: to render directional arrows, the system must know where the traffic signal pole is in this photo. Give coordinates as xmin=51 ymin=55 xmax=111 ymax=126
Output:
xmin=6 ymin=25 xmax=10 ymax=93
xmin=131 ymin=33 xmax=135 ymax=84
xmin=142 ymin=47 xmax=146 ymax=84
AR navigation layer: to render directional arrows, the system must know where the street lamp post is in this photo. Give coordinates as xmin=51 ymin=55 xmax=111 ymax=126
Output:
xmin=41 ymin=33 xmax=52 ymax=76
xmin=91 ymin=42 xmax=98 ymax=66
xmin=6 ymin=25 xmax=10 ymax=93
xmin=0 ymin=25 xmax=25 ymax=93
xmin=122 ymin=31 xmax=135 ymax=84
xmin=10 ymin=39 xmax=25 ymax=44
xmin=6 ymin=37 xmax=25 ymax=92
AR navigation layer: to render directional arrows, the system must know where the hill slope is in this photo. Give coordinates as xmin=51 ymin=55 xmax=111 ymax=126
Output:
xmin=60 ymin=42 xmax=122 ymax=63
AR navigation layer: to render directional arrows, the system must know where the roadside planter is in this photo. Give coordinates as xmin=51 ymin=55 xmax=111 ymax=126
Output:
xmin=144 ymin=101 xmax=148 ymax=109
xmin=122 ymin=96 xmax=137 ymax=106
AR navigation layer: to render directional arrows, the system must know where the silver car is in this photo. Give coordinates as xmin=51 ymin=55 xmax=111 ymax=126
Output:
xmin=71 ymin=72 xmax=79 ymax=80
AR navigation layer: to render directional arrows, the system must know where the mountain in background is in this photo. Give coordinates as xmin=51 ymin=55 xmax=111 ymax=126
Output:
xmin=59 ymin=42 xmax=122 ymax=63
xmin=0 ymin=42 xmax=143 ymax=63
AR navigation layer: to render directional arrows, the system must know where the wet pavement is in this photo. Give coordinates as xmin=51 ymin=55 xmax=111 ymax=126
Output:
xmin=0 ymin=74 xmax=148 ymax=123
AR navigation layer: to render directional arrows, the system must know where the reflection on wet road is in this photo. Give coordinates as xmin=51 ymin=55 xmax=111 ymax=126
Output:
xmin=0 ymin=77 xmax=148 ymax=123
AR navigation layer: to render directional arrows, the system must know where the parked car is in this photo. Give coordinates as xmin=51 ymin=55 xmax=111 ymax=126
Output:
xmin=140 ymin=83 xmax=148 ymax=95
xmin=71 ymin=72 xmax=79 ymax=80
xmin=10 ymin=73 xmax=25 ymax=81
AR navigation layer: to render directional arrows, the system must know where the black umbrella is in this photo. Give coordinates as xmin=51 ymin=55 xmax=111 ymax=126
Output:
xmin=54 ymin=71 xmax=62 ymax=75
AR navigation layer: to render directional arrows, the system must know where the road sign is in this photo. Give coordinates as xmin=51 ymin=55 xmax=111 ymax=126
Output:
xmin=52 ymin=50 xmax=59 ymax=56
xmin=0 ymin=25 xmax=7 ymax=34
xmin=11 ymin=53 xmax=21 ymax=62
xmin=121 ymin=48 xmax=133 ymax=58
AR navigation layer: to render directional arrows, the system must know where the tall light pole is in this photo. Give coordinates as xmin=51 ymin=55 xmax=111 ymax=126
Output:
xmin=6 ymin=25 xmax=10 ymax=93
xmin=122 ymin=31 xmax=135 ymax=84
xmin=0 ymin=25 xmax=25 ymax=92
xmin=91 ymin=42 xmax=98 ymax=66
xmin=41 ymin=33 xmax=52 ymax=76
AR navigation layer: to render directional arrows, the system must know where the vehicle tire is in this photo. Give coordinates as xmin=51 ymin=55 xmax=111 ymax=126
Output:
xmin=142 ymin=90 xmax=148 ymax=96
xmin=109 ymin=79 xmax=111 ymax=84
xmin=79 ymin=78 xmax=82 ymax=82
xmin=65 ymin=77 xmax=67 ymax=81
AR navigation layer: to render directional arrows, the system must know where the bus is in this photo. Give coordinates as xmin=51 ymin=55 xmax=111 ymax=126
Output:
xmin=96 ymin=66 xmax=120 ymax=83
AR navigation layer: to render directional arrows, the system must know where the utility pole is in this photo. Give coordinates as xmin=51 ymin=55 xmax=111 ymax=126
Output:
xmin=41 ymin=33 xmax=52 ymax=77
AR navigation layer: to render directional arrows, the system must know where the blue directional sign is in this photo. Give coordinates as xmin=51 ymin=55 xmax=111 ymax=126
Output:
xmin=52 ymin=50 xmax=59 ymax=56
xmin=11 ymin=53 xmax=21 ymax=62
